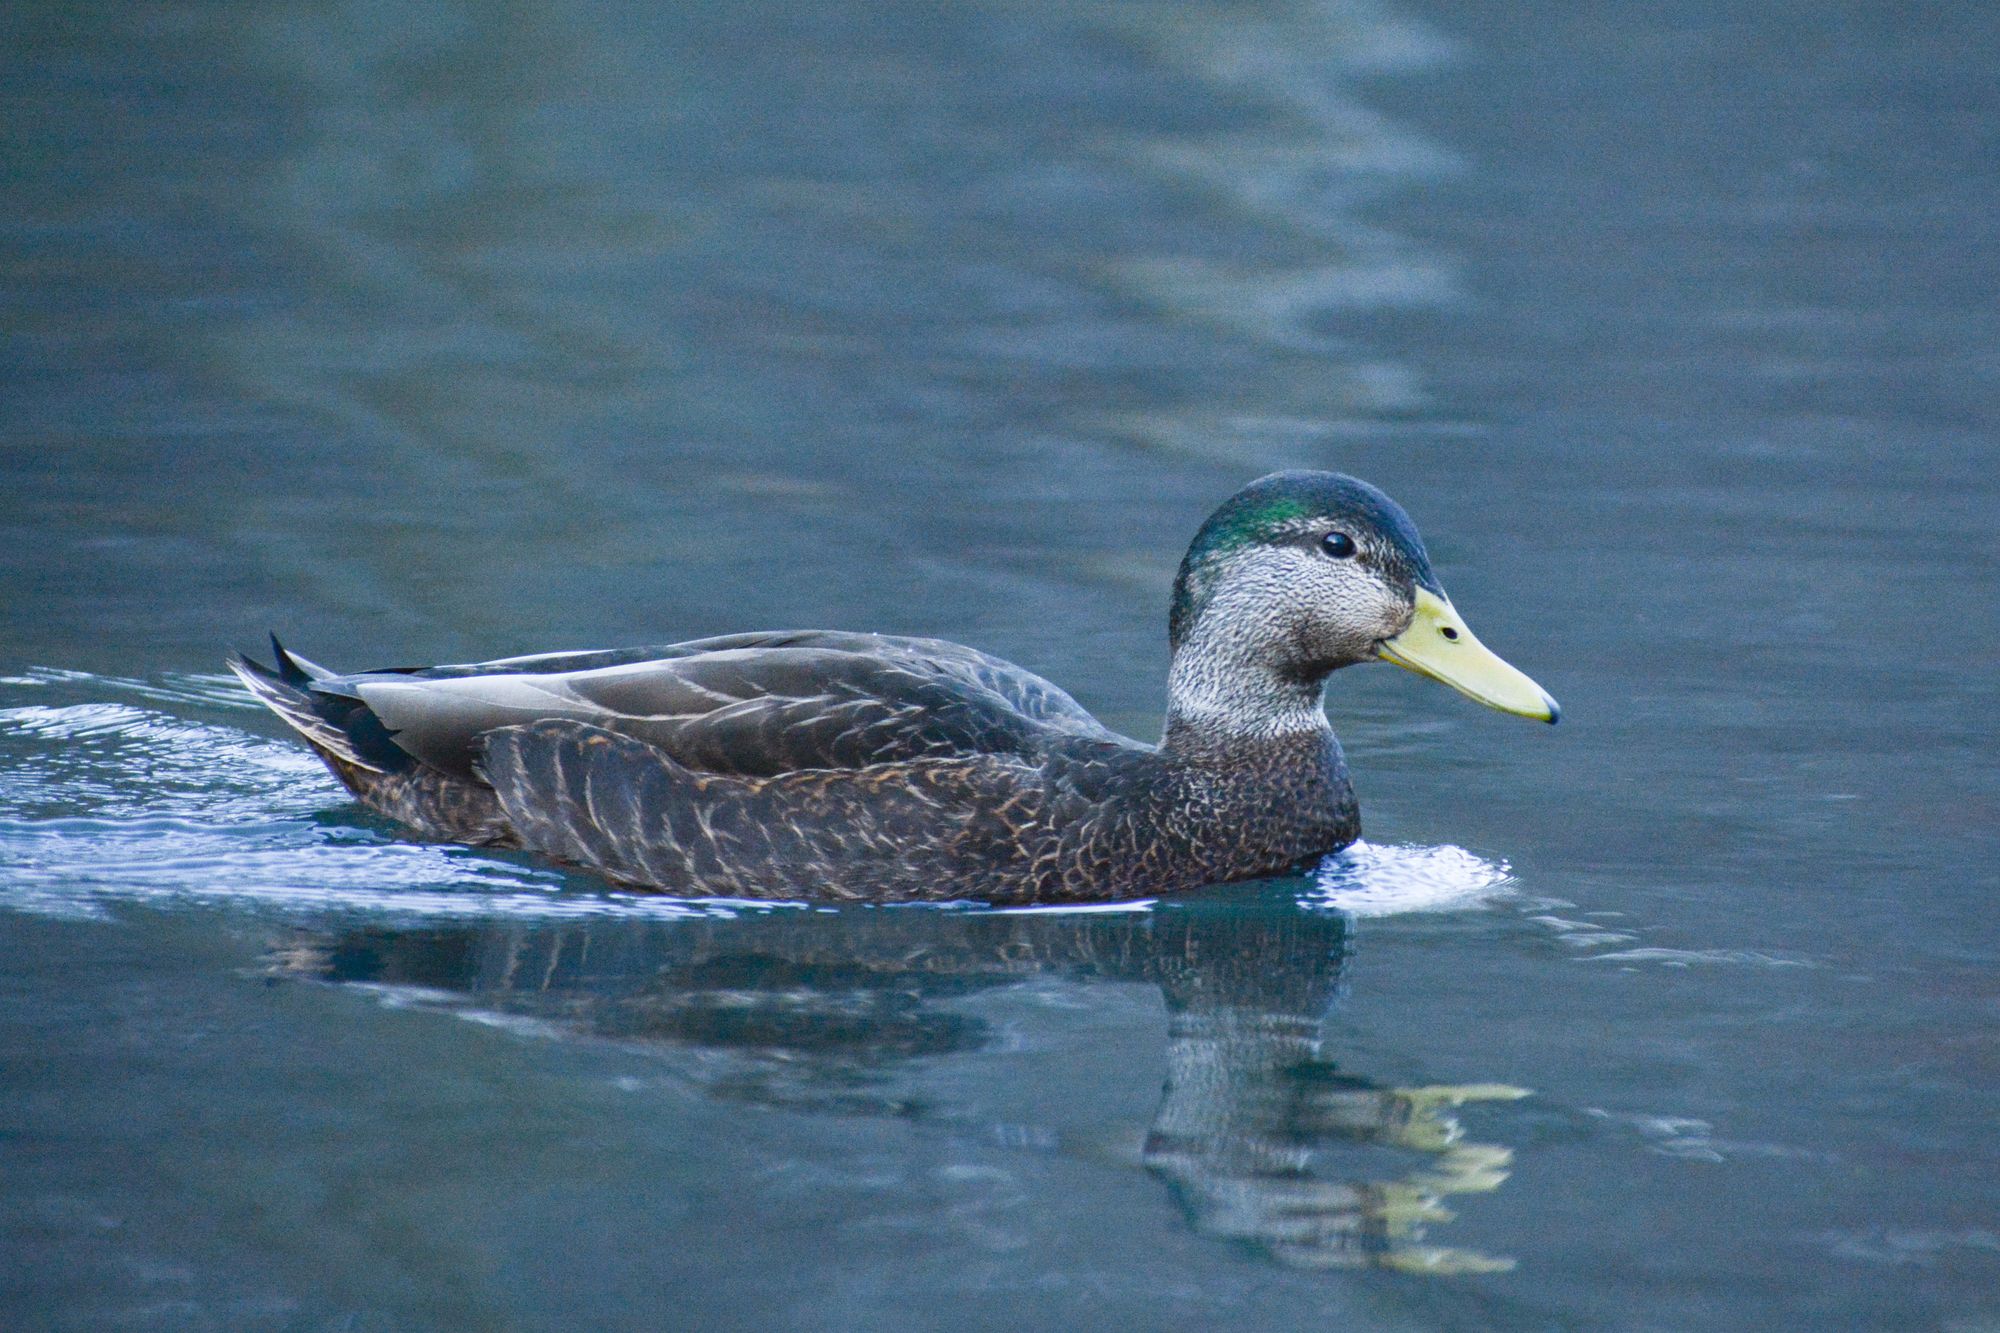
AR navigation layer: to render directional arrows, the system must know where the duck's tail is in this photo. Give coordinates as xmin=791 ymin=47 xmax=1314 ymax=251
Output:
xmin=226 ymin=635 xmax=387 ymax=774
xmin=228 ymin=637 xmax=514 ymax=842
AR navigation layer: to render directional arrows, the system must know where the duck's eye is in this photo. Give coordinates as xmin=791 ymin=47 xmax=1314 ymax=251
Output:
xmin=1320 ymin=531 xmax=1357 ymax=559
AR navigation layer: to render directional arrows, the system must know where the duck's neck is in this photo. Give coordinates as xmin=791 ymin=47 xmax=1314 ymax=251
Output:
xmin=1160 ymin=626 xmax=1335 ymax=761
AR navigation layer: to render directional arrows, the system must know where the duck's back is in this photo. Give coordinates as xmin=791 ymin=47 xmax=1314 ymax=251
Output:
xmin=317 ymin=630 xmax=1122 ymax=779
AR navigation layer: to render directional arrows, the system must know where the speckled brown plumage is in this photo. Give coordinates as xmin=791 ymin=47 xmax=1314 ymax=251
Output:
xmin=228 ymin=470 xmax=1552 ymax=903
xmin=472 ymin=717 xmax=1354 ymax=903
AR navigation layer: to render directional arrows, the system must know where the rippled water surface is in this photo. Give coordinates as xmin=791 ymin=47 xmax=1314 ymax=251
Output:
xmin=3 ymin=1 xmax=1996 ymax=1328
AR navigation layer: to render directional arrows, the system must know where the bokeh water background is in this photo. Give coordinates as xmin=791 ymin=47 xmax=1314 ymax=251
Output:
xmin=3 ymin=1 xmax=1996 ymax=1327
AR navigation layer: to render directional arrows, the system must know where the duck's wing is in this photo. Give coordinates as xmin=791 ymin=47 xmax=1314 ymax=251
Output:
xmin=320 ymin=631 xmax=1123 ymax=781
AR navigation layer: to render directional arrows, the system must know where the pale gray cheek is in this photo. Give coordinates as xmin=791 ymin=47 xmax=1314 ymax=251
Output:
xmin=1204 ymin=552 xmax=1406 ymax=663
xmin=1358 ymin=584 xmax=1412 ymax=641
xmin=1314 ymin=567 xmax=1406 ymax=645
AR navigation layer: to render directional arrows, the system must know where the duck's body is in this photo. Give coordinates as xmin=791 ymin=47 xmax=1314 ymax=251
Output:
xmin=232 ymin=472 xmax=1556 ymax=903
xmin=233 ymin=630 xmax=1358 ymax=903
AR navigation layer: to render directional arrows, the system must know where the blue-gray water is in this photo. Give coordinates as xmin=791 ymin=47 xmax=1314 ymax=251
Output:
xmin=3 ymin=1 xmax=1996 ymax=1328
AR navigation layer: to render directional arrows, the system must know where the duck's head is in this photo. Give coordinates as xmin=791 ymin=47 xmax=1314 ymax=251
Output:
xmin=1167 ymin=470 xmax=1559 ymax=735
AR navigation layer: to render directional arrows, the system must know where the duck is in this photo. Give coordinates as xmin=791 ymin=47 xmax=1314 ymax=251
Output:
xmin=229 ymin=470 xmax=1558 ymax=904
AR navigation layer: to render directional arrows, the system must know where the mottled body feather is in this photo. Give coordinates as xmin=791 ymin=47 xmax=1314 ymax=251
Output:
xmin=479 ymin=719 xmax=1353 ymax=903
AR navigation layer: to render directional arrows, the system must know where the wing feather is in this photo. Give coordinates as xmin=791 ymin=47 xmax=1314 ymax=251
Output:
xmin=330 ymin=632 xmax=1121 ymax=780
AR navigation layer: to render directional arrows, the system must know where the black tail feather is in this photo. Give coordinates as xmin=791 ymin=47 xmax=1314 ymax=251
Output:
xmin=269 ymin=634 xmax=338 ymax=685
xmin=228 ymin=637 xmax=406 ymax=774
xmin=270 ymin=633 xmax=309 ymax=686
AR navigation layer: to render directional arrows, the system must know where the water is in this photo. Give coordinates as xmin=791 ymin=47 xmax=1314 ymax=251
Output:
xmin=3 ymin=0 xmax=1996 ymax=1328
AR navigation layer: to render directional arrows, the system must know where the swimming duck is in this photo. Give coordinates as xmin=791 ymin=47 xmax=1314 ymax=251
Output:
xmin=230 ymin=470 xmax=1557 ymax=904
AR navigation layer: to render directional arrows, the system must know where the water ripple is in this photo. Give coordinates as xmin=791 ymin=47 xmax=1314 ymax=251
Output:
xmin=1582 ymin=946 xmax=1813 ymax=968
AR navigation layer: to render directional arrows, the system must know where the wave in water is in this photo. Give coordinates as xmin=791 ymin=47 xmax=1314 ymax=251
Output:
xmin=1309 ymin=839 xmax=1515 ymax=916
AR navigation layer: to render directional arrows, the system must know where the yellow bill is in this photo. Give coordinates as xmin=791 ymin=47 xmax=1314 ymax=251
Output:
xmin=1378 ymin=588 xmax=1560 ymax=723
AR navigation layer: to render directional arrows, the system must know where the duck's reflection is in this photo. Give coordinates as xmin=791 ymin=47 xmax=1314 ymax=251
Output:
xmin=268 ymin=883 xmax=1523 ymax=1272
